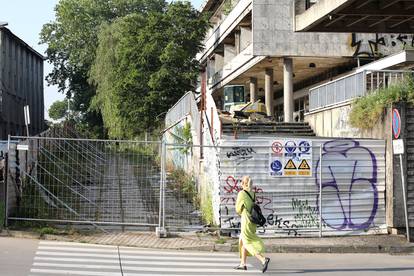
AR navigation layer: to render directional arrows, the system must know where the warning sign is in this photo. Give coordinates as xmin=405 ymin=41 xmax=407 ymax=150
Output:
xmin=298 ymin=159 xmax=310 ymax=170
xmin=284 ymin=159 xmax=297 ymax=170
xmin=269 ymin=139 xmax=312 ymax=177
xmin=271 ymin=141 xmax=283 ymax=154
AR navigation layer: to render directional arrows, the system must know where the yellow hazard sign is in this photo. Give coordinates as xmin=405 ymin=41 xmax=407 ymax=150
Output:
xmin=298 ymin=159 xmax=310 ymax=170
xmin=284 ymin=159 xmax=297 ymax=170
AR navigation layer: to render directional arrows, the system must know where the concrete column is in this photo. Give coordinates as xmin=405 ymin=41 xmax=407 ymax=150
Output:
xmin=249 ymin=77 xmax=257 ymax=103
xmin=265 ymin=68 xmax=274 ymax=117
xmin=283 ymin=58 xmax=294 ymax=123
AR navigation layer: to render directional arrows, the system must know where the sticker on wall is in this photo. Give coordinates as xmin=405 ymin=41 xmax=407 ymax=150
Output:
xmin=269 ymin=139 xmax=313 ymax=177
xmin=284 ymin=159 xmax=297 ymax=170
xmin=270 ymin=159 xmax=283 ymax=176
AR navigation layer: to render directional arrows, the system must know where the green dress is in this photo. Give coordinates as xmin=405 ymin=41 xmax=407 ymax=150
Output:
xmin=236 ymin=190 xmax=265 ymax=257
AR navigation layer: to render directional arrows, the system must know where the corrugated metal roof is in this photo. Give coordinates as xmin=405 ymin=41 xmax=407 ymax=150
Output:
xmin=0 ymin=26 xmax=45 ymax=60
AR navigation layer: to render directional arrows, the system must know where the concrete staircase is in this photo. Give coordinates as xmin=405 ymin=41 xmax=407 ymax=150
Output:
xmin=221 ymin=122 xmax=316 ymax=136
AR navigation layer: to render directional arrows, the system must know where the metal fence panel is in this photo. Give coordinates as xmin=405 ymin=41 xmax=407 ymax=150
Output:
xmin=7 ymin=136 xmax=161 ymax=229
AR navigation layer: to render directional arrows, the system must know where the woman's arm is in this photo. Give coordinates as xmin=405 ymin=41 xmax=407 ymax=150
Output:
xmin=235 ymin=192 xmax=245 ymax=215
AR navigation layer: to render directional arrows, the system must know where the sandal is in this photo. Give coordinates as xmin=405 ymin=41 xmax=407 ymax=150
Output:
xmin=234 ymin=265 xmax=247 ymax=270
xmin=262 ymin=257 xmax=270 ymax=273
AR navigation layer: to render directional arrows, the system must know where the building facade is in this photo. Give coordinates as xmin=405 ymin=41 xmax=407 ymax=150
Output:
xmin=164 ymin=0 xmax=414 ymax=237
xmin=198 ymin=0 xmax=411 ymax=122
xmin=0 ymin=26 xmax=45 ymax=139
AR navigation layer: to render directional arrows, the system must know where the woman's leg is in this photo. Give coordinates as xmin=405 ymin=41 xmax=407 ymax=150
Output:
xmin=239 ymin=239 xmax=247 ymax=265
xmin=256 ymin=253 xmax=270 ymax=273
xmin=255 ymin=253 xmax=266 ymax=264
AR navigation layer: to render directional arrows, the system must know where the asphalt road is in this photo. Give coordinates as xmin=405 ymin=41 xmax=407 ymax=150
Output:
xmin=0 ymin=237 xmax=413 ymax=276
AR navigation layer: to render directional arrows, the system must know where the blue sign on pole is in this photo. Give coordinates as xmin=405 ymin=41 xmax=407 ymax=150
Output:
xmin=392 ymin=108 xmax=401 ymax=139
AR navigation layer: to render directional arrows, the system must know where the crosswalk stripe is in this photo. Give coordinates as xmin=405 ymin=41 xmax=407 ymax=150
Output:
xmin=30 ymin=269 xmax=120 ymax=276
xmin=30 ymin=241 xmax=261 ymax=276
xmin=38 ymin=241 xmax=237 ymax=257
xmin=38 ymin=246 xmax=119 ymax=253
xmin=33 ymin=262 xmax=120 ymax=270
xmin=39 ymin=241 xmax=117 ymax=248
xmin=34 ymin=257 xmax=251 ymax=267
xmin=37 ymin=245 xmax=237 ymax=258
xmin=32 ymin=263 xmax=260 ymax=273
xmin=121 ymin=266 xmax=261 ymax=273
xmin=30 ymin=270 xmax=257 ymax=276
xmin=36 ymin=251 xmax=239 ymax=262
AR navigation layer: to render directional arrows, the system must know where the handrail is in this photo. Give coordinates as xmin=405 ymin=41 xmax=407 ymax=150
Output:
xmin=309 ymin=69 xmax=413 ymax=112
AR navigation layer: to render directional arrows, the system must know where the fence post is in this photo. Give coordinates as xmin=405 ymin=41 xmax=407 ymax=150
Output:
xmin=156 ymin=141 xmax=167 ymax=238
xmin=4 ymin=134 xmax=11 ymax=228
xmin=319 ymin=144 xmax=323 ymax=238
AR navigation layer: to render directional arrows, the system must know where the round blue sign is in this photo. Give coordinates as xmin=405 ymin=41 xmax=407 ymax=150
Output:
xmin=285 ymin=141 xmax=297 ymax=153
xmin=392 ymin=108 xmax=401 ymax=139
xmin=270 ymin=160 xmax=282 ymax=172
xmin=299 ymin=141 xmax=310 ymax=153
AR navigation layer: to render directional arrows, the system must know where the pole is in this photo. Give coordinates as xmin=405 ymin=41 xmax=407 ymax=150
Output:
xmin=399 ymin=154 xmax=410 ymax=242
xmin=4 ymin=152 xmax=8 ymax=228
xmin=158 ymin=142 xmax=163 ymax=229
xmin=162 ymin=142 xmax=166 ymax=229
xmin=319 ymin=145 xmax=323 ymax=238
xmin=5 ymin=135 xmax=10 ymax=227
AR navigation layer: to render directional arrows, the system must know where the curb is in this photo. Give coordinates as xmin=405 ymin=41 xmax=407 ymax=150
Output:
xmin=1 ymin=230 xmax=413 ymax=254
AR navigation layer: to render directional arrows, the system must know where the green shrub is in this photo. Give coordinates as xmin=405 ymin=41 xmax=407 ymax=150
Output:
xmin=200 ymin=192 xmax=214 ymax=225
xmin=36 ymin=226 xmax=61 ymax=236
xmin=349 ymin=76 xmax=414 ymax=129
xmin=169 ymin=169 xmax=198 ymax=207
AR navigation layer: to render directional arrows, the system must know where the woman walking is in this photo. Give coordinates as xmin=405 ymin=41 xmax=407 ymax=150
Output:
xmin=234 ymin=175 xmax=270 ymax=273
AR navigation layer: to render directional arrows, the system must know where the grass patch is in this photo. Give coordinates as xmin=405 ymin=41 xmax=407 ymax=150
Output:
xmin=200 ymin=192 xmax=214 ymax=226
xmin=350 ymin=76 xmax=414 ymax=129
xmin=215 ymin=237 xmax=227 ymax=244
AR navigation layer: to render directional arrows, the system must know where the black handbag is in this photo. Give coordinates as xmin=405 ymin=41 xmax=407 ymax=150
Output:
xmin=244 ymin=190 xmax=266 ymax=227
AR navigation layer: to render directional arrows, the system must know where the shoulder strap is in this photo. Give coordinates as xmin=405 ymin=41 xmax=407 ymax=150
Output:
xmin=243 ymin=190 xmax=255 ymax=203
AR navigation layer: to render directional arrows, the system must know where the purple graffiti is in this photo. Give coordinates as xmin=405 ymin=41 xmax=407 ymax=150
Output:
xmin=315 ymin=139 xmax=378 ymax=230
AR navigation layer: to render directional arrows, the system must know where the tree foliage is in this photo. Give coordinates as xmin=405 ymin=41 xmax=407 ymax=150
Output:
xmin=48 ymin=100 xmax=68 ymax=120
xmin=40 ymin=0 xmax=167 ymax=136
xmin=41 ymin=0 xmax=207 ymax=138
xmin=90 ymin=1 xmax=208 ymax=138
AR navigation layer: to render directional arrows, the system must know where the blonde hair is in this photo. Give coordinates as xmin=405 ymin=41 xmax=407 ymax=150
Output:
xmin=241 ymin=176 xmax=252 ymax=191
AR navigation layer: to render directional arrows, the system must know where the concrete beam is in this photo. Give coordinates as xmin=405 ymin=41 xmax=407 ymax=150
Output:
xmin=295 ymin=0 xmax=351 ymax=31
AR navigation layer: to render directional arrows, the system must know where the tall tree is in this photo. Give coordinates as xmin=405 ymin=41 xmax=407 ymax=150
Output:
xmin=40 ymin=0 xmax=167 ymax=136
xmin=48 ymin=100 xmax=68 ymax=121
xmin=90 ymin=1 xmax=208 ymax=138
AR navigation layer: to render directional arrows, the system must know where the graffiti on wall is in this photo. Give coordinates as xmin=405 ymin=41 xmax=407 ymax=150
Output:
xmin=226 ymin=147 xmax=256 ymax=165
xmin=352 ymin=33 xmax=414 ymax=57
xmin=315 ymin=139 xmax=378 ymax=231
xmin=218 ymin=138 xmax=383 ymax=236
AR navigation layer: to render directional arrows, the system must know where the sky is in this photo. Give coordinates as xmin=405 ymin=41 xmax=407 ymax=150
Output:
xmin=0 ymin=0 xmax=204 ymax=120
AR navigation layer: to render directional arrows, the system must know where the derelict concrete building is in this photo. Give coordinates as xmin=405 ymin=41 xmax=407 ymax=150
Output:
xmin=0 ymin=26 xmax=45 ymax=139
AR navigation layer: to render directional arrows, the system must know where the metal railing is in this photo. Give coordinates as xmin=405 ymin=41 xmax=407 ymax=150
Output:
xmin=309 ymin=70 xmax=413 ymax=112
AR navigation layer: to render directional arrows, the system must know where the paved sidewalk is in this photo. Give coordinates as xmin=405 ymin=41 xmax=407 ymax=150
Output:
xmin=1 ymin=229 xmax=413 ymax=254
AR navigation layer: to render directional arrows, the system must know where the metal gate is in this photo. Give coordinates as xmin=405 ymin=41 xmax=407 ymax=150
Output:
xmin=5 ymin=136 xmax=162 ymax=230
xmin=4 ymin=136 xmax=204 ymax=231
